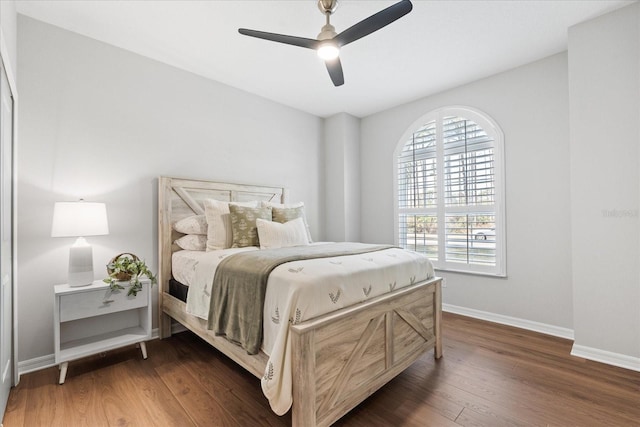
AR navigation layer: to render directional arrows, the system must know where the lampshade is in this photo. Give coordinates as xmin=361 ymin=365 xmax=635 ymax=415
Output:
xmin=51 ymin=201 xmax=109 ymax=237
xmin=52 ymin=201 xmax=109 ymax=287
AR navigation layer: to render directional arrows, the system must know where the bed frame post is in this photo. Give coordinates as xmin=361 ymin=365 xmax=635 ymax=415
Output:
xmin=434 ymin=279 xmax=443 ymax=359
xmin=158 ymin=177 xmax=173 ymax=339
xmin=291 ymin=328 xmax=317 ymax=427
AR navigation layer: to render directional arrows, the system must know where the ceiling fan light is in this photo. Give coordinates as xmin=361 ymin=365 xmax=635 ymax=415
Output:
xmin=317 ymin=42 xmax=340 ymax=60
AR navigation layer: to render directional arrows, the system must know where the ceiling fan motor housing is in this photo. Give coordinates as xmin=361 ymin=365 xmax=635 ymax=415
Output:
xmin=318 ymin=24 xmax=337 ymax=40
xmin=317 ymin=0 xmax=338 ymax=15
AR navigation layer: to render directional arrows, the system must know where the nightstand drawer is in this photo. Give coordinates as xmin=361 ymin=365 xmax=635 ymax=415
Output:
xmin=59 ymin=285 xmax=149 ymax=322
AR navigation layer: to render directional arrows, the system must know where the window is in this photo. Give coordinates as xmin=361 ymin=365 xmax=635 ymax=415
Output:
xmin=395 ymin=106 xmax=505 ymax=276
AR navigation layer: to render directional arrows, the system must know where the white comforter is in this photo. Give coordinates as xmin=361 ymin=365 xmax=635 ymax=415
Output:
xmin=174 ymin=244 xmax=434 ymax=415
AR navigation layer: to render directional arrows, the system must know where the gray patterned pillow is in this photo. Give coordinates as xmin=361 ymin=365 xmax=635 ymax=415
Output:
xmin=272 ymin=206 xmax=304 ymax=223
xmin=229 ymin=205 xmax=272 ymax=248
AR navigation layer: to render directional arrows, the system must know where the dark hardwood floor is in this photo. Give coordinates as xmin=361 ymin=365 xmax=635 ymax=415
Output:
xmin=4 ymin=312 xmax=639 ymax=426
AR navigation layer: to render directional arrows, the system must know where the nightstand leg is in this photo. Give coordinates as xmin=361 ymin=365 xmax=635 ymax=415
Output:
xmin=140 ymin=341 xmax=147 ymax=359
xmin=59 ymin=362 xmax=68 ymax=385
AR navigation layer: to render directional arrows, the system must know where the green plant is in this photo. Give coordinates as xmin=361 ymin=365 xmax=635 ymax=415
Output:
xmin=104 ymin=254 xmax=157 ymax=296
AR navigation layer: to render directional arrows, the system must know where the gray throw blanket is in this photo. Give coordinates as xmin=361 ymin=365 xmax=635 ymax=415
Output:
xmin=207 ymin=242 xmax=394 ymax=354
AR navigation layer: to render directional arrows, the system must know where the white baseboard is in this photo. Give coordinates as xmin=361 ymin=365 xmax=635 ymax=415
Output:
xmin=21 ymin=314 xmax=637 ymax=377
xmin=443 ymin=303 xmax=575 ymax=340
xmin=571 ymin=344 xmax=640 ymax=372
xmin=17 ymin=354 xmax=55 ymax=376
xmin=444 ymin=304 xmax=640 ymax=372
xmin=18 ymin=327 xmax=172 ymax=377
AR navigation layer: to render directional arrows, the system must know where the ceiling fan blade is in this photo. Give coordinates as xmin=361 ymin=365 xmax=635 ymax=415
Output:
xmin=238 ymin=28 xmax=319 ymax=50
xmin=325 ymin=58 xmax=344 ymax=87
xmin=334 ymin=0 xmax=413 ymax=47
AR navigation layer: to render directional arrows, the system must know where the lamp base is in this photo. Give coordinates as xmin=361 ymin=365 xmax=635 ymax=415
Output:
xmin=68 ymin=270 xmax=94 ymax=287
xmin=68 ymin=238 xmax=94 ymax=287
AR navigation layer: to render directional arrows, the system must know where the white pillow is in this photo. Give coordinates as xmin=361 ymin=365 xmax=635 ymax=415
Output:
xmin=174 ymin=234 xmax=207 ymax=251
xmin=256 ymin=217 xmax=309 ymax=249
xmin=261 ymin=201 xmax=312 ymax=242
xmin=173 ymin=215 xmax=207 ymax=235
xmin=204 ymin=199 xmax=258 ymax=251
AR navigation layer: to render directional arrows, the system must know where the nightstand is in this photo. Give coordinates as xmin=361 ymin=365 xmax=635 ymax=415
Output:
xmin=53 ymin=279 xmax=152 ymax=384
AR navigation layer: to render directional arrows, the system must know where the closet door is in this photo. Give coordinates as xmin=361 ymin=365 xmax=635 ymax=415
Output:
xmin=0 ymin=62 xmax=14 ymax=415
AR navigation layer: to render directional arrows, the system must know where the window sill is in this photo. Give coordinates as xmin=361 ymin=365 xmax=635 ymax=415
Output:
xmin=434 ymin=267 xmax=507 ymax=278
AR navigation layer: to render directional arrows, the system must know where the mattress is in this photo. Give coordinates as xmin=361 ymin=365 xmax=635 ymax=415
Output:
xmin=170 ymin=244 xmax=435 ymax=415
xmin=171 ymin=247 xmax=258 ymax=291
xmin=171 ymin=247 xmax=259 ymax=319
xmin=168 ymin=278 xmax=188 ymax=302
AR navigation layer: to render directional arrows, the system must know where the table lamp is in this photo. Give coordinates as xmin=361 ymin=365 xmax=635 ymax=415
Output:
xmin=51 ymin=201 xmax=109 ymax=286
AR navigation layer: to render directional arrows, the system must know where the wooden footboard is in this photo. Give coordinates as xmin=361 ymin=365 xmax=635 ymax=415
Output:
xmin=161 ymin=277 xmax=441 ymax=427
xmin=290 ymin=278 xmax=442 ymax=427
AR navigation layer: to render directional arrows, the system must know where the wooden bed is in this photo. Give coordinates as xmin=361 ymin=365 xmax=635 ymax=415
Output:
xmin=157 ymin=176 xmax=442 ymax=427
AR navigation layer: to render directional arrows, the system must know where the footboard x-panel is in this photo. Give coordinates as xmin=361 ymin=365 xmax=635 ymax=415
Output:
xmin=291 ymin=279 xmax=441 ymax=427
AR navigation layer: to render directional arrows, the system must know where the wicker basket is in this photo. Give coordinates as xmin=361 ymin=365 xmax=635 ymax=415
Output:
xmin=107 ymin=253 xmax=140 ymax=281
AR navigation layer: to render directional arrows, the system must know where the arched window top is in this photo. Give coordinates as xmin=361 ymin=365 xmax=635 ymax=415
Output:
xmin=394 ymin=106 xmax=506 ymax=276
xmin=398 ymin=106 xmax=503 ymax=146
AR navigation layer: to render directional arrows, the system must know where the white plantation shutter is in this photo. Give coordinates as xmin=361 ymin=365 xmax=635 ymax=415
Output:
xmin=395 ymin=107 xmax=505 ymax=276
xmin=397 ymin=121 xmax=439 ymax=260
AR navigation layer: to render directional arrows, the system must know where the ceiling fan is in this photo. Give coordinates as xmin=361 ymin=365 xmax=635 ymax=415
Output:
xmin=238 ymin=0 xmax=413 ymax=87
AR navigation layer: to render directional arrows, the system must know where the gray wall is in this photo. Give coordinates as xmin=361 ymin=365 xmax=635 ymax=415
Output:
xmin=17 ymin=16 xmax=323 ymax=363
xmin=568 ymin=4 xmax=640 ymax=361
xmin=360 ymin=53 xmax=574 ymax=332
xmin=323 ymin=113 xmax=360 ymax=242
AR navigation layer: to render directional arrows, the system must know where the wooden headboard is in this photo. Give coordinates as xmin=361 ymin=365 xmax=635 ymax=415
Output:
xmin=157 ymin=177 xmax=287 ymax=333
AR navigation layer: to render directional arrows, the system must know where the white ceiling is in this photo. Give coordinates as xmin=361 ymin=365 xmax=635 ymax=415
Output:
xmin=16 ymin=0 xmax=635 ymax=118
